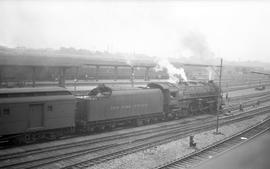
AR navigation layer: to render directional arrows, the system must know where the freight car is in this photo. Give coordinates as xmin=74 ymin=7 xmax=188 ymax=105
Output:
xmin=0 ymin=87 xmax=76 ymax=144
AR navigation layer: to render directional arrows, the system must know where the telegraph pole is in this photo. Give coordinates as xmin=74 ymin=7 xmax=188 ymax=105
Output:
xmin=131 ymin=66 xmax=135 ymax=87
xmin=215 ymin=58 xmax=223 ymax=134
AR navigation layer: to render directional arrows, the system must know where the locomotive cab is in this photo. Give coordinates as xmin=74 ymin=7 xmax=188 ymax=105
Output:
xmin=147 ymin=82 xmax=181 ymax=119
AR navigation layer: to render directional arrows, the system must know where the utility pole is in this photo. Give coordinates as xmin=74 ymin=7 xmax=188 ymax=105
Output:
xmin=74 ymin=67 xmax=78 ymax=91
xmin=131 ymin=66 xmax=135 ymax=87
xmin=215 ymin=58 xmax=223 ymax=134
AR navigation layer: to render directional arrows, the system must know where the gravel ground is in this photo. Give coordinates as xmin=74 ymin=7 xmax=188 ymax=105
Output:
xmin=88 ymin=113 xmax=270 ymax=169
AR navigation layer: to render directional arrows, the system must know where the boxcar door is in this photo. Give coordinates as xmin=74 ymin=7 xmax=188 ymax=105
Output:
xmin=29 ymin=104 xmax=44 ymax=128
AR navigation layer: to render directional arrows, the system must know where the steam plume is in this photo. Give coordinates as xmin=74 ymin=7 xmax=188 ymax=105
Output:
xmin=206 ymin=67 xmax=216 ymax=80
xmin=155 ymin=59 xmax=187 ymax=83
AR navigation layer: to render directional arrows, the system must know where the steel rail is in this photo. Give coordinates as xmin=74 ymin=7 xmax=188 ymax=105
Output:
xmin=153 ymin=117 xmax=270 ymax=169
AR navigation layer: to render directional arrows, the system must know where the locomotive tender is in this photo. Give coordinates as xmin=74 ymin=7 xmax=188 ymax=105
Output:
xmin=76 ymin=85 xmax=164 ymax=132
xmin=0 ymin=81 xmax=220 ymax=144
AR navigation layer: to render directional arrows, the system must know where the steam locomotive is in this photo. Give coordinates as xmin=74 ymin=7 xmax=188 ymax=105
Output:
xmin=0 ymin=81 xmax=220 ymax=144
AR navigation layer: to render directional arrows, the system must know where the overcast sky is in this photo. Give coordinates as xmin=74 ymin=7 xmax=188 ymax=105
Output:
xmin=1 ymin=0 xmax=270 ymax=63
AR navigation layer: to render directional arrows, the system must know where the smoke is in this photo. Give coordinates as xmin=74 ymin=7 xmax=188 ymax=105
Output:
xmin=126 ymin=59 xmax=132 ymax=66
xmin=155 ymin=59 xmax=187 ymax=83
xmin=206 ymin=67 xmax=214 ymax=80
xmin=123 ymin=53 xmax=132 ymax=66
xmin=180 ymin=31 xmax=217 ymax=64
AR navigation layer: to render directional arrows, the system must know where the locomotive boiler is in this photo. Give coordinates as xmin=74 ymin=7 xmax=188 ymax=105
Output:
xmin=147 ymin=80 xmax=220 ymax=119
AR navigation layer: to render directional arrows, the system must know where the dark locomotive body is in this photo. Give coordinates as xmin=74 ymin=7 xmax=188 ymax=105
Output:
xmin=147 ymin=80 xmax=219 ymax=119
xmin=179 ymin=80 xmax=219 ymax=114
xmin=0 ymin=81 xmax=220 ymax=144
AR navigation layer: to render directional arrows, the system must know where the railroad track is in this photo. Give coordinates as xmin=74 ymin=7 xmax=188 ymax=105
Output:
xmin=0 ymin=88 xmax=267 ymax=149
xmin=0 ymin=121 xmax=214 ymax=169
xmin=227 ymin=82 xmax=270 ymax=92
xmin=1 ymin=105 xmax=269 ymax=169
xmin=153 ymin=117 xmax=270 ymax=169
xmin=0 ymin=116 xmax=222 ymax=169
xmin=223 ymin=93 xmax=270 ymax=113
xmin=227 ymin=90 xmax=270 ymax=103
xmin=58 ymin=106 xmax=270 ymax=169
xmin=0 ymin=100 xmax=269 ymax=168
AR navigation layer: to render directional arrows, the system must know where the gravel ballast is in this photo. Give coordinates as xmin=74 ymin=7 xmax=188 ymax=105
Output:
xmin=88 ymin=114 xmax=270 ymax=169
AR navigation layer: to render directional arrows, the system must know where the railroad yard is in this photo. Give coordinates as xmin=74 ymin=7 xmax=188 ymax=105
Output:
xmin=1 ymin=49 xmax=270 ymax=169
xmin=90 ymin=114 xmax=270 ymax=169
xmin=0 ymin=84 xmax=270 ymax=169
xmin=2 ymin=2 xmax=270 ymax=169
